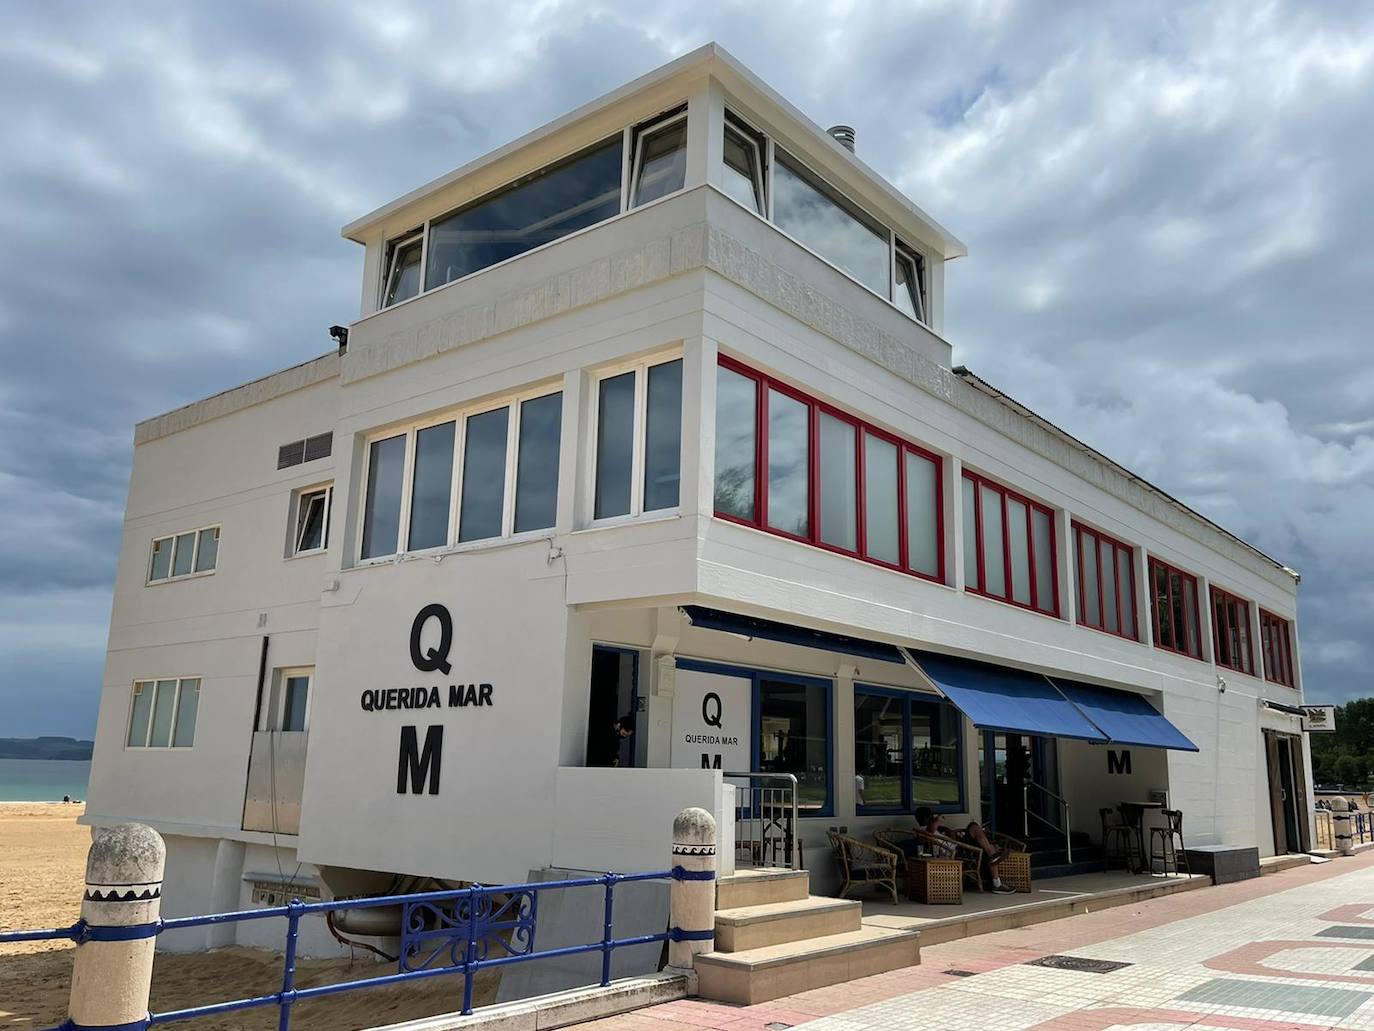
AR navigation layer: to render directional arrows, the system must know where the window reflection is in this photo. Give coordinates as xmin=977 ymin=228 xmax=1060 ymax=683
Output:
xmin=514 ymin=393 xmax=562 ymax=533
xmin=759 ymin=677 xmax=830 ymax=814
xmin=632 ymin=117 xmax=687 ymax=207
xmin=773 ymin=151 xmax=889 ymax=297
xmin=458 ymin=408 xmax=509 ymax=542
xmin=766 ymin=389 xmax=809 ymax=536
xmin=714 ymin=366 xmax=758 ymax=521
xmin=723 ymin=118 xmax=765 ymax=214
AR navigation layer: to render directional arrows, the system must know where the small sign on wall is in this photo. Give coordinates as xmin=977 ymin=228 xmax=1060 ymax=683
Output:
xmin=1107 ymin=749 xmax=1132 ymax=775
xmin=1303 ymin=705 xmax=1336 ymax=733
xmin=670 ymin=669 xmax=752 ymax=772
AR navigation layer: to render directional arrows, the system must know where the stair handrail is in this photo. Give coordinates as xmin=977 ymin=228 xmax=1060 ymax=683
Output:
xmin=726 ymin=771 xmax=801 ymax=870
xmin=1023 ymin=780 xmax=1073 ymax=865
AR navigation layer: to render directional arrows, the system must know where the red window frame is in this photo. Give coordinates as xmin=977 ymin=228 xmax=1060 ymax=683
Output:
xmin=961 ymin=470 xmax=1060 ymax=617
xmin=1210 ymin=585 xmax=1255 ymax=676
xmin=714 ymin=355 xmax=946 ymax=584
xmin=1147 ymin=557 xmax=1204 ymax=660
xmin=1071 ymin=522 xmax=1138 ymax=641
xmin=1259 ymin=609 xmax=1296 ymax=688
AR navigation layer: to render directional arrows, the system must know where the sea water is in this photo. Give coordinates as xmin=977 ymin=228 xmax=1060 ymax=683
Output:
xmin=0 ymin=758 xmax=92 ymax=802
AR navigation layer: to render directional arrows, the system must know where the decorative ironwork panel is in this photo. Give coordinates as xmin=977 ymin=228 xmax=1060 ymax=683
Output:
xmin=399 ymin=889 xmax=537 ymax=973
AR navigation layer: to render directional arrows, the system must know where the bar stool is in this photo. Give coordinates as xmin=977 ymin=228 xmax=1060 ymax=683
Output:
xmin=1118 ymin=803 xmax=1146 ymax=872
xmin=1149 ymin=809 xmax=1191 ymax=876
xmin=1099 ymin=807 xmax=1134 ymax=870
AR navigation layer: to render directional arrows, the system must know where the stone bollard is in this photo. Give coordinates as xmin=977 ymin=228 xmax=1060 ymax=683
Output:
xmin=1332 ymin=796 xmax=1354 ymax=856
xmin=668 ymin=807 xmax=716 ymax=974
xmin=69 ymin=823 xmax=166 ymax=1030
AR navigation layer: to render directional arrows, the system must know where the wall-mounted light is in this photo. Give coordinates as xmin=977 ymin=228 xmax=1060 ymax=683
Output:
xmin=1216 ymin=674 xmax=1227 ymax=693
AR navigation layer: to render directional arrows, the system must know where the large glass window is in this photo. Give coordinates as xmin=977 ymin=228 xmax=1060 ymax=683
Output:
xmin=594 ymin=357 xmax=682 ymax=521
xmin=643 ymin=359 xmax=682 ymax=511
xmin=514 ymin=392 xmax=562 ymax=533
xmin=359 ymin=389 xmax=563 ymax=559
xmin=714 ymin=365 xmax=758 ymax=522
xmin=1148 ymin=557 xmax=1203 ymax=659
xmin=458 ymin=407 xmax=509 ymax=543
xmin=766 ymin=388 xmax=809 ymax=536
xmin=758 ymin=676 xmax=830 ymax=815
xmin=1260 ymin=610 xmax=1296 ymax=688
xmin=722 ymin=115 xmax=766 ymax=214
xmin=409 ymin=421 xmax=456 ymax=551
xmin=127 ymin=677 xmax=200 ymax=749
xmin=1211 ymin=585 xmax=1254 ymax=676
xmin=631 ymin=113 xmax=687 ymax=208
xmin=772 ymin=150 xmax=890 ymax=297
xmin=715 ymin=359 xmax=944 ymax=583
xmin=360 ymin=434 xmax=406 ymax=559
xmin=962 ymin=471 xmax=1058 ymax=615
xmin=425 ymin=136 xmax=623 ymax=291
xmin=1073 ymin=523 xmax=1137 ymax=640
xmin=855 ymin=687 xmax=962 ymax=813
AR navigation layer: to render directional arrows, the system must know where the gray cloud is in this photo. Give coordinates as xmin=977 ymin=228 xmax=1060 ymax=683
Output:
xmin=1 ymin=1 xmax=1369 ymax=736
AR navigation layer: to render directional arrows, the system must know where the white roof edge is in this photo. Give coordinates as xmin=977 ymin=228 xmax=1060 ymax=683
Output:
xmin=339 ymin=42 xmax=968 ymax=260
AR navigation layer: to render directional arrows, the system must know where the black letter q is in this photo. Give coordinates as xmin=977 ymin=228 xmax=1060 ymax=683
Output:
xmin=410 ymin=604 xmax=453 ymax=675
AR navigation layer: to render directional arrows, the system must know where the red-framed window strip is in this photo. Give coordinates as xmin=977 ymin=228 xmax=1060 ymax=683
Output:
xmin=716 ymin=355 xmax=946 ymax=585
xmin=1259 ymin=608 xmax=1295 ymax=687
xmin=1147 ymin=557 xmax=1204 ymax=660
xmin=962 ymin=470 xmax=1060 ymax=617
xmin=1072 ymin=522 xmax=1139 ymax=641
xmin=1209 ymin=584 xmax=1255 ymax=676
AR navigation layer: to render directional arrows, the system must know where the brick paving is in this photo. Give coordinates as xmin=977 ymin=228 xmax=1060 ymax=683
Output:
xmin=568 ymin=851 xmax=1374 ymax=1031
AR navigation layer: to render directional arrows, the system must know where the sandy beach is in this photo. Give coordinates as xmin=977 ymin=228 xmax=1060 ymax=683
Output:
xmin=0 ymin=803 xmax=496 ymax=1029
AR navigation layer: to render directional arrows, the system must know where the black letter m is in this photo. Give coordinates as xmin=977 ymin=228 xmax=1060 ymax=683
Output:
xmin=1107 ymin=749 xmax=1132 ymax=776
xmin=701 ymin=753 xmax=722 ymax=770
xmin=398 ymin=725 xmax=443 ymax=795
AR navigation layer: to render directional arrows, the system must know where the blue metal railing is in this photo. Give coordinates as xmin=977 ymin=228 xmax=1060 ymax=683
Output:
xmin=1 ymin=868 xmax=700 ymax=1030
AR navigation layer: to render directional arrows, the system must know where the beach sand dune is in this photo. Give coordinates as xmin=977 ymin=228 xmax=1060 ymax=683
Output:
xmin=1 ymin=804 xmax=496 ymax=1029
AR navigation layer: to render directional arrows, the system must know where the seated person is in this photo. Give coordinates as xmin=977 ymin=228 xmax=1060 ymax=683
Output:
xmin=915 ymin=806 xmax=1015 ymax=894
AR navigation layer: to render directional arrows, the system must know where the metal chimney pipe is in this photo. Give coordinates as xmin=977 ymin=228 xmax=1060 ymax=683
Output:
xmin=827 ymin=125 xmax=856 ymax=153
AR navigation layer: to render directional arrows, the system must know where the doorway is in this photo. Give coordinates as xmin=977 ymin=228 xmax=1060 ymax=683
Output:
xmin=1265 ymin=730 xmax=1311 ymax=854
xmin=980 ymin=732 xmax=1061 ymax=837
xmin=584 ymin=646 xmax=640 ymax=768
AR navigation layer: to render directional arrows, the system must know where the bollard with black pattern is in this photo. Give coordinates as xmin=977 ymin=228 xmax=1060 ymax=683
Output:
xmin=667 ymin=806 xmax=717 ymax=979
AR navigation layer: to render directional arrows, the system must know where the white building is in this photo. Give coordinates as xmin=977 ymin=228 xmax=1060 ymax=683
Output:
xmin=85 ymin=44 xmax=1315 ymax=956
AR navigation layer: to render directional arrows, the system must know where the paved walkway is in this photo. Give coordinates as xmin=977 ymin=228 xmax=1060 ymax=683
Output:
xmin=571 ymin=851 xmax=1374 ymax=1031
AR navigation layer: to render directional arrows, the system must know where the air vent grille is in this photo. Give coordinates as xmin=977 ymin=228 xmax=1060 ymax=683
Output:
xmin=278 ymin=432 xmax=333 ymax=469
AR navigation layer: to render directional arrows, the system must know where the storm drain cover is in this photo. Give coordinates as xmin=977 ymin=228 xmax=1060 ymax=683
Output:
xmin=943 ymin=969 xmax=978 ymax=977
xmin=764 ymin=1024 xmax=793 ymax=1030
xmin=1025 ymin=954 xmax=1133 ymax=974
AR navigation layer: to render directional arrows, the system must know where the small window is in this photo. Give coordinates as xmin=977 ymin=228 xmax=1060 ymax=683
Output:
xmin=714 ymin=364 xmax=759 ymax=522
xmin=360 ymin=434 xmax=406 ymax=559
xmin=513 ymin=392 xmax=563 ymax=533
xmin=1211 ymin=585 xmax=1254 ymax=676
xmin=630 ymin=112 xmax=688 ymax=208
xmin=1260 ymin=610 xmax=1296 ymax=687
xmin=962 ymin=472 xmax=1058 ymax=615
xmin=457 ymin=407 xmax=509 ymax=543
xmin=382 ymin=232 xmax=423 ymax=308
xmin=260 ymin=667 xmax=313 ymax=733
xmin=292 ymin=486 xmax=332 ymax=556
xmin=593 ymin=357 xmax=683 ymax=521
xmin=1073 ymin=523 xmax=1137 ymax=640
xmin=148 ymin=526 xmax=220 ymax=583
xmin=1148 ymin=557 xmax=1203 ymax=660
xmin=818 ymin=411 xmax=858 ymax=552
xmin=410 ymin=421 xmax=457 ymax=550
xmin=894 ymin=244 xmax=927 ymax=323
xmin=126 ymin=678 xmax=200 ymax=749
xmin=282 ymin=674 xmax=310 ymax=732
xmin=722 ymin=115 xmax=766 ymax=215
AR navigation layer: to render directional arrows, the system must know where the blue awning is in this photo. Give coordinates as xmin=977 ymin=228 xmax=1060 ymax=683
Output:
xmin=1051 ymin=677 xmax=1199 ymax=752
xmin=681 ymin=606 xmax=906 ymax=663
xmin=905 ymin=650 xmax=1108 ymax=742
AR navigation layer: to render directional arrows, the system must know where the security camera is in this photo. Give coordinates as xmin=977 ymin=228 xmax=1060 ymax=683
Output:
xmin=329 ymin=325 xmax=349 ymax=352
xmin=1217 ymin=675 xmax=1227 ymax=693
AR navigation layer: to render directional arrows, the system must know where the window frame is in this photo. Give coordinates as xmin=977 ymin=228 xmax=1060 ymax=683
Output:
xmin=629 ymin=108 xmax=689 ymax=209
xmin=853 ymin=683 xmax=964 ymax=816
xmin=146 ymin=525 xmax=221 ymax=585
xmin=1146 ymin=556 xmax=1205 ymax=661
xmin=125 ymin=677 xmax=201 ymax=750
xmin=961 ymin=470 xmax=1060 ymax=616
xmin=589 ymin=351 xmax=684 ymax=526
xmin=715 ymin=355 xmax=946 ymax=585
xmin=1071 ymin=521 xmax=1139 ymax=641
xmin=1259 ymin=609 xmax=1297 ymax=688
xmin=289 ymin=484 xmax=333 ymax=558
xmin=270 ymin=666 xmax=314 ymax=733
xmin=355 ymin=383 xmax=565 ymax=564
xmin=380 ymin=229 xmax=425 ymax=309
xmin=722 ymin=110 xmax=768 ymax=216
xmin=1210 ymin=584 xmax=1256 ymax=676
xmin=893 ymin=240 xmax=928 ymax=325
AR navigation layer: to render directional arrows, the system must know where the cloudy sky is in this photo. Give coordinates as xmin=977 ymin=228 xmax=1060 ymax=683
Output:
xmin=2 ymin=1 xmax=1371 ymax=738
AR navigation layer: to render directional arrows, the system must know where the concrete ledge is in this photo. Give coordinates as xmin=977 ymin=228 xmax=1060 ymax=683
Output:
xmin=1260 ymin=854 xmax=1312 ymax=875
xmin=363 ymin=971 xmax=688 ymax=1031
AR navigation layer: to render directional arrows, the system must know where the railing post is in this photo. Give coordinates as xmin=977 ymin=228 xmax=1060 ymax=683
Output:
xmin=1332 ymin=796 xmax=1354 ymax=856
xmin=69 ymin=822 xmax=166 ymax=1031
xmin=668 ymin=806 xmax=716 ymax=977
xmin=277 ymin=902 xmax=302 ymax=1031
xmin=600 ymin=874 xmax=615 ymax=987
xmin=462 ymin=886 xmax=479 ymax=1016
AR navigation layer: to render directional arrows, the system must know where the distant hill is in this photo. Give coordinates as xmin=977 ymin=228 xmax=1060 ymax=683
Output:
xmin=0 ymin=737 xmax=95 ymax=761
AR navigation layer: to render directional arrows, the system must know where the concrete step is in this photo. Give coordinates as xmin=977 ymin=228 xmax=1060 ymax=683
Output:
xmin=715 ymin=868 xmax=809 ymax=910
xmin=696 ymin=926 xmax=920 ymax=1005
xmin=714 ymin=896 xmax=861 ymax=952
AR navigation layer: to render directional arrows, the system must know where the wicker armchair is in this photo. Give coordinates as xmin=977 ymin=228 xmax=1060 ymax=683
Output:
xmin=828 ymin=831 xmax=900 ymax=903
xmin=899 ymin=829 xmax=989 ymax=892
